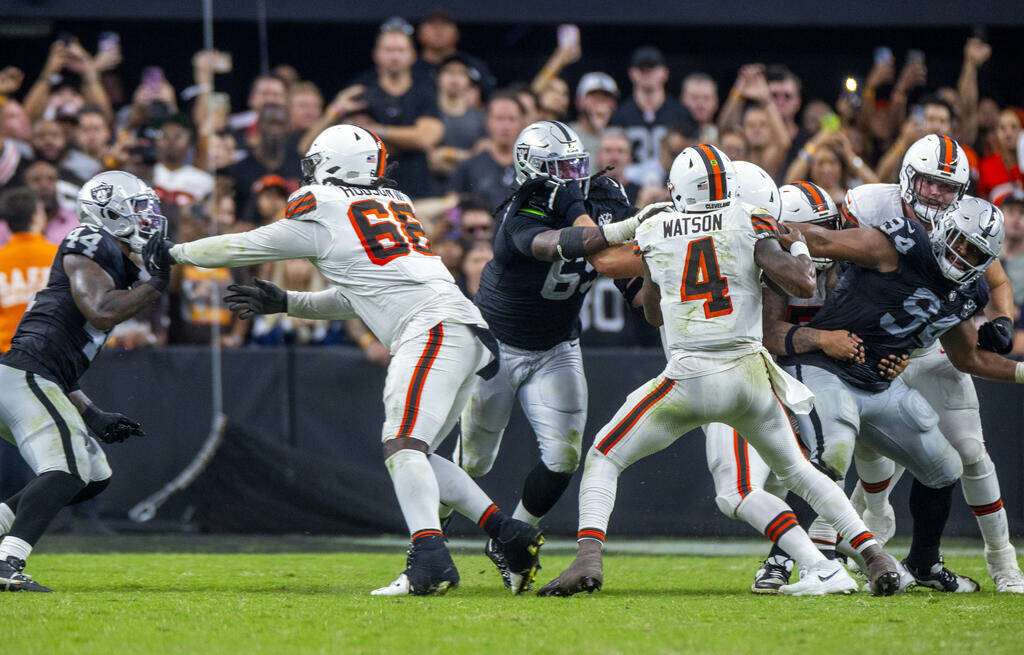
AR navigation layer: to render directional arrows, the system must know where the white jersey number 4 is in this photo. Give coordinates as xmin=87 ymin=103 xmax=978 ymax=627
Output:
xmin=680 ymin=237 xmax=733 ymax=318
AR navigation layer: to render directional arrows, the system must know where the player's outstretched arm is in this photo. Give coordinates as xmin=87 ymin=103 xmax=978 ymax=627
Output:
xmin=224 ymin=279 xmax=358 ymax=321
xmin=781 ymin=223 xmax=899 ymax=273
xmin=170 ymin=218 xmax=328 ymax=269
xmin=941 ymin=319 xmax=1022 ymax=383
xmin=753 ymin=237 xmax=816 ymax=298
xmin=761 ymin=286 xmax=865 ymax=361
xmin=65 ymin=254 xmax=163 ymax=331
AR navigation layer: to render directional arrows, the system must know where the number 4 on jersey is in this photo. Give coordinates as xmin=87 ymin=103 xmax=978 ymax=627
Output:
xmin=680 ymin=237 xmax=732 ymax=318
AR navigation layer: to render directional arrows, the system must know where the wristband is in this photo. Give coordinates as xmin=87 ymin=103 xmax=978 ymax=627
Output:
xmin=785 ymin=325 xmax=800 ymax=357
xmin=1015 ymin=361 xmax=1024 ymax=384
xmin=357 ymin=332 xmax=377 ymax=349
xmin=789 ymin=241 xmax=810 ymax=258
xmin=556 ymin=226 xmax=587 ymax=261
xmin=601 ymin=216 xmax=640 ymax=245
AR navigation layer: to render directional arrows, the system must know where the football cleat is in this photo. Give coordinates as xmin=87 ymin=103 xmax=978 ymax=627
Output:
xmin=751 ymin=555 xmax=792 ymax=594
xmin=902 ymin=557 xmax=980 ymax=593
xmin=860 ymin=555 xmax=915 ymax=594
xmin=780 ymin=559 xmax=858 ymax=596
xmin=485 ymin=519 xmax=545 ymax=595
xmin=861 ymin=545 xmax=900 ymax=596
xmin=0 ymin=556 xmax=53 ymax=593
xmin=985 ymin=544 xmax=1024 ymax=593
xmin=860 ymin=506 xmax=896 ymax=547
xmin=371 ymin=539 xmax=459 ymax=596
xmin=537 ymin=540 xmax=602 ymax=597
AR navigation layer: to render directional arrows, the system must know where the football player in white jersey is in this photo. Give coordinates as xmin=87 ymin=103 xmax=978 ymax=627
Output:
xmin=140 ymin=124 xmax=645 ymax=596
xmin=538 ymin=145 xmax=900 ymax=598
xmin=841 ymin=134 xmax=1024 ymax=592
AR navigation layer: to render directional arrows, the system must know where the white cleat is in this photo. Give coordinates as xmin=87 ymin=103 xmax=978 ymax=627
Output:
xmin=780 ymin=559 xmax=858 ymax=596
xmin=985 ymin=545 xmax=1024 ymax=593
xmin=371 ymin=573 xmax=412 ymax=596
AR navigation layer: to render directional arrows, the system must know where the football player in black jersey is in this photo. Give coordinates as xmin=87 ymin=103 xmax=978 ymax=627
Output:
xmin=779 ymin=197 xmax=1019 ymax=592
xmin=0 ymin=171 xmax=168 ymax=592
xmin=453 ymin=120 xmax=651 ymax=592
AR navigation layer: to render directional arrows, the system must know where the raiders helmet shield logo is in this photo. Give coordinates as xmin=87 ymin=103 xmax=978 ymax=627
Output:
xmin=515 ymin=144 xmax=531 ymax=165
xmin=91 ymin=183 xmax=113 ymax=205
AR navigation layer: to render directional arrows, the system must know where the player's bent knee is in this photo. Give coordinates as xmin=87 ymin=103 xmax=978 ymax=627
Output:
xmin=382 ymin=436 xmax=429 ymax=459
xmin=459 ymin=453 xmax=495 ymax=478
xmin=950 ymin=435 xmax=986 ymax=467
xmin=542 ymin=440 xmax=582 ymax=474
xmin=921 ymin=457 xmax=962 ymax=489
xmin=68 ymin=477 xmax=110 ymax=505
xmin=962 ymin=451 xmax=994 ymax=479
xmin=715 ymin=492 xmax=742 ymax=519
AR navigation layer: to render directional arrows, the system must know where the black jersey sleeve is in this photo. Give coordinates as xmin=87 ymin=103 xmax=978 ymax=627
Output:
xmin=873 ymin=216 xmax=932 ymax=271
xmin=62 ymin=225 xmax=134 ymax=280
xmin=503 ymin=208 xmax=552 ymax=257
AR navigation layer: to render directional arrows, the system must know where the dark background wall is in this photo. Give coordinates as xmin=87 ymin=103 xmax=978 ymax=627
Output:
xmin=77 ymin=346 xmax=1024 ymax=537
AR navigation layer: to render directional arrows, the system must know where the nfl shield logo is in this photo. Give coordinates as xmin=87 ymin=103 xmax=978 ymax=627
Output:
xmin=91 ymin=183 xmax=113 ymax=205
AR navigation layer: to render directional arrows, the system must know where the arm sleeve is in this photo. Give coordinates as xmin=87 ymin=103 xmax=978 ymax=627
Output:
xmin=504 ymin=209 xmax=550 ymax=256
xmin=287 ymin=287 xmax=357 ymax=320
xmin=170 ymin=218 xmax=331 ymax=268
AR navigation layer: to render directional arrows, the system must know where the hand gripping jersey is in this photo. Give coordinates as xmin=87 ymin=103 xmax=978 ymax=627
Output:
xmin=475 ymin=175 xmax=633 ymax=351
xmin=0 ymin=225 xmax=140 ymax=391
xmin=172 ymin=184 xmax=484 ymax=351
xmin=782 ymin=217 xmax=988 ymax=391
xmin=635 ymin=202 xmax=781 ymax=360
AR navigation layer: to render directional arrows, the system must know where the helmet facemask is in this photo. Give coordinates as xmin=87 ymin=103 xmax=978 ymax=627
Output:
xmin=120 ymin=192 xmax=166 ymax=253
xmin=300 ymin=152 xmax=322 ymax=185
xmin=907 ymin=170 xmax=964 ymax=228
xmin=930 ymin=218 xmax=997 ymax=285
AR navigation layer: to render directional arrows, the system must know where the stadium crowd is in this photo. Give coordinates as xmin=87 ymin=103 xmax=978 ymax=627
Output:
xmin=1 ymin=15 xmax=1023 ymax=364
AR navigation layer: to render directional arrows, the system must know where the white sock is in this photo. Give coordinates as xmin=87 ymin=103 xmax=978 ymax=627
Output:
xmin=807 ymin=516 xmax=838 ymax=553
xmin=779 ymin=461 xmax=877 ymax=554
xmin=735 ymin=488 xmax=824 ymax=570
xmin=511 ymin=501 xmax=542 ymax=526
xmin=0 ymin=535 xmax=32 ymax=562
xmin=0 ymin=503 xmax=14 ymax=534
xmin=428 ymin=454 xmax=493 ymax=523
xmin=962 ymin=454 xmax=1010 ymax=551
xmin=385 ymin=449 xmax=442 ymax=537
xmin=854 ymin=455 xmax=897 ymax=514
xmin=576 ymin=449 xmax=621 ymax=536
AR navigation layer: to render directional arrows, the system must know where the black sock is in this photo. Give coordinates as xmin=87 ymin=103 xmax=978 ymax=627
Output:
xmin=906 ymin=478 xmax=955 ymax=572
xmin=478 ymin=504 xmax=508 ymax=540
xmin=7 ymin=471 xmax=85 ymax=546
xmin=68 ymin=479 xmax=110 ymax=505
xmin=521 ymin=463 xmax=573 ymax=519
xmin=767 ymin=543 xmax=790 ymax=561
xmin=2 ymin=489 xmax=25 ymax=513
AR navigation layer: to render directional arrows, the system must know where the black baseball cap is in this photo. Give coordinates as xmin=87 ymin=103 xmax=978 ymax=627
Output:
xmin=631 ymin=46 xmax=665 ymax=69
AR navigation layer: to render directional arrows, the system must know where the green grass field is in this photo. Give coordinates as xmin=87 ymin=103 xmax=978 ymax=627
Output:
xmin=7 ymin=536 xmax=1023 ymax=655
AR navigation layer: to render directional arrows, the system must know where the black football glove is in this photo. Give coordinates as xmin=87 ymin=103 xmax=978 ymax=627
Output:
xmin=142 ymin=235 xmax=176 ymax=292
xmin=520 ymin=176 xmax=587 ymax=221
xmin=977 ymin=316 xmax=1014 ymax=354
xmin=224 ymin=278 xmax=287 ymax=319
xmin=82 ymin=405 xmax=146 ymax=444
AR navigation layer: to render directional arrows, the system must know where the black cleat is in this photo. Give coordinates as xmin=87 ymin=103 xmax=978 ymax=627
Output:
xmin=486 ymin=519 xmax=545 ymax=594
xmin=902 ymin=557 xmax=980 ymax=593
xmin=371 ymin=537 xmax=459 ymax=596
xmin=751 ymin=555 xmax=793 ymax=594
xmin=0 ymin=556 xmax=53 ymax=593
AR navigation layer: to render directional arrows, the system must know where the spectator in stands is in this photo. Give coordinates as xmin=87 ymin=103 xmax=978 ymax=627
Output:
xmin=457 ymin=195 xmax=495 ymax=245
xmin=763 ymin=64 xmax=808 ymax=169
xmin=785 ymin=129 xmax=877 ymax=202
xmin=252 ymin=174 xmax=291 ymax=226
xmin=250 ymin=259 xmax=343 ymax=346
xmin=287 ymin=81 xmax=323 ymax=136
xmin=222 ymin=103 xmax=300 ymax=221
xmin=428 ymin=55 xmax=487 ymax=184
xmin=998 ymin=191 xmax=1024 ymax=308
xmin=537 ymin=77 xmax=570 ymax=122
xmin=21 ymin=159 xmax=78 ymax=243
xmin=31 ymin=118 xmax=90 ymax=185
xmin=610 ymin=46 xmax=696 ymax=173
xmin=717 ymin=64 xmax=791 ymax=178
xmin=229 ymin=74 xmax=288 ymax=137
xmin=415 ymin=11 xmax=496 ymax=99
xmin=876 ymin=95 xmax=954 ymax=183
xmin=433 ymin=237 xmax=464 ymax=282
xmin=152 ymin=114 xmax=214 ymax=209
xmin=570 ymin=72 xmax=619 ymax=156
xmin=509 ymin=84 xmax=540 ymax=126
xmin=718 ymin=129 xmax=748 ymax=162
xmin=460 ymin=239 xmax=493 ymax=298
xmin=635 ymin=126 xmax=690 ymax=206
xmin=596 ymin=130 xmax=639 ymax=206
xmin=681 ymin=72 xmax=719 ymax=143
xmin=530 ymin=25 xmax=581 ymax=123
xmin=0 ymin=188 xmax=56 ymax=345
xmin=978 ymin=109 xmax=1022 ymax=206
xmin=22 ymin=38 xmax=114 ymax=122
xmin=345 ymin=19 xmax=444 ymax=198
xmin=448 ymin=90 xmax=525 ymax=211
xmin=74 ymin=105 xmax=112 ymax=171
xmin=0 ymin=66 xmax=30 ymax=142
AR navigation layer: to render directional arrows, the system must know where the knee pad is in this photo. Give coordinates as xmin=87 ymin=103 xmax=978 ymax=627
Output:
xmin=896 ymin=389 xmax=940 ymax=434
xmin=456 ymin=436 xmax=498 ymax=478
xmin=950 ymin=434 xmax=986 ymax=468
xmin=540 ymin=432 xmax=583 ymax=474
xmin=962 ymin=451 xmax=994 ymax=479
xmin=922 ymin=451 xmax=963 ymax=489
xmin=714 ymin=491 xmax=743 ymax=519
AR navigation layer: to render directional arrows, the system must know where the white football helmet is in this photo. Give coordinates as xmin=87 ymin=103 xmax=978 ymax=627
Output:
xmin=513 ymin=120 xmax=590 ymax=186
xmin=930 ymin=196 xmax=1003 ymax=285
xmin=899 ymin=134 xmax=970 ymax=227
xmin=301 ymin=124 xmax=388 ymax=187
xmin=667 ymin=144 xmax=736 ymax=213
xmin=77 ymin=170 xmax=165 ymax=253
xmin=779 ymin=181 xmax=841 ymax=269
xmin=734 ymin=160 xmax=781 ymax=219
